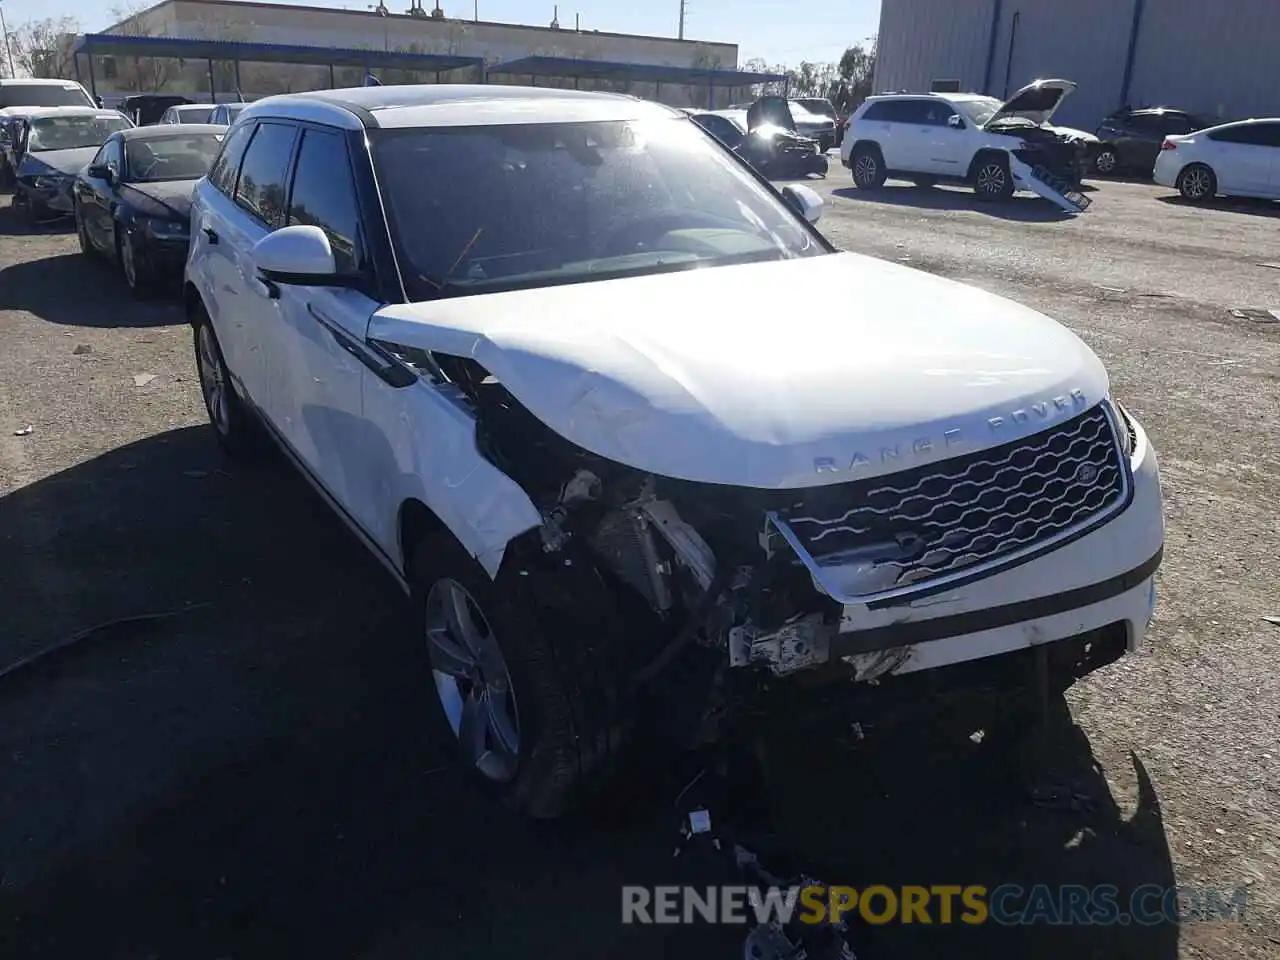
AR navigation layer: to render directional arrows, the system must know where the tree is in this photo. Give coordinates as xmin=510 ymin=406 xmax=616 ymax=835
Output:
xmin=6 ymin=16 xmax=81 ymax=79
xmin=836 ymin=38 xmax=877 ymax=109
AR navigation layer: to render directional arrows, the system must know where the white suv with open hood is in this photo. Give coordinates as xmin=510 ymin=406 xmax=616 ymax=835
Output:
xmin=842 ymin=79 xmax=1099 ymax=211
xmin=184 ymin=86 xmax=1164 ymax=819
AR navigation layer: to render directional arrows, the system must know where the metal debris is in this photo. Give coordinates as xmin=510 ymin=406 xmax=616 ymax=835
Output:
xmin=1256 ymin=262 xmax=1280 ymax=271
xmin=133 ymin=373 xmax=158 ymax=387
xmin=1262 ymin=616 xmax=1280 ymax=627
xmin=13 ymin=425 xmax=33 ymax=436
xmin=1228 ymin=308 xmax=1280 ymax=324
xmin=73 ymin=344 xmax=92 ymax=355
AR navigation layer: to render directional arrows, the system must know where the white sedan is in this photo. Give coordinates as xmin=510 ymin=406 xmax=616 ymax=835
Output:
xmin=1154 ymin=117 xmax=1280 ymax=202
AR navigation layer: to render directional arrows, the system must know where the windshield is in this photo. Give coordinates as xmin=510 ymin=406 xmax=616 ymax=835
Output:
xmin=0 ymin=83 xmax=94 ymax=109
xmin=125 ymin=133 xmax=224 ymax=182
xmin=371 ymin=117 xmax=828 ymax=300
xmin=27 ymin=115 xmax=132 ymax=152
xmin=794 ymin=99 xmax=836 ymax=120
xmin=952 ymin=97 xmax=1005 ymax=127
xmin=175 ymin=106 xmax=215 ymax=123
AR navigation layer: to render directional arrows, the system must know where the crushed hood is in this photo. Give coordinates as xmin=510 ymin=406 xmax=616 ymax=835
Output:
xmin=987 ymin=79 xmax=1077 ymax=128
xmin=17 ymin=146 xmax=97 ymax=177
xmin=370 ymin=252 xmax=1110 ymax=490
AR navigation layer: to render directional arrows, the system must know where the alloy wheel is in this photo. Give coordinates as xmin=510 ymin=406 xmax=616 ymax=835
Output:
xmin=854 ymin=154 xmax=878 ymax=186
xmin=196 ymin=324 xmax=230 ymax=436
xmin=1181 ymin=168 xmax=1211 ymax=200
xmin=977 ymin=163 xmax=1007 ymax=194
xmin=425 ymin=578 xmax=521 ymax=783
xmin=1095 ymin=150 xmax=1118 ymax=174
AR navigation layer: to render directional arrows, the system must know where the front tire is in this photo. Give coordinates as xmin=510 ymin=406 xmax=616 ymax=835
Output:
xmin=410 ymin=533 xmax=633 ymax=820
xmin=850 ymin=144 xmax=888 ymax=189
xmin=1177 ymin=163 xmax=1217 ymax=203
xmin=117 ymin=224 xmax=156 ymax=299
xmin=75 ymin=202 xmax=96 ymax=258
xmin=192 ymin=306 xmax=256 ymax=457
xmin=973 ymin=154 xmax=1015 ymax=200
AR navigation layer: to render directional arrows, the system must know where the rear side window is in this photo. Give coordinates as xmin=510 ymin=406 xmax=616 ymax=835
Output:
xmin=1210 ymin=123 xmax=1280 ymax=147
xmin=286 ymin=127 xmax=363 ymax=274
xmin=233 ymin=121 xmax=297 ymax=226
xmin=1160 ymin=114 xmax=1195 ymax=135
xmin=208 ymin=121 xmax=254 ymax=196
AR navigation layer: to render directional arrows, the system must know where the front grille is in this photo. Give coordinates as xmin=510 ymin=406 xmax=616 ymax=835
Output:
xmin=773 ymin=404 xmax=1127 ymax=598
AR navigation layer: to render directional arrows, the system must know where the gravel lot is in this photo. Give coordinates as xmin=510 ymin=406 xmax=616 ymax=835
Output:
xmin=1 ymin=169 xmax=1278 ymax=959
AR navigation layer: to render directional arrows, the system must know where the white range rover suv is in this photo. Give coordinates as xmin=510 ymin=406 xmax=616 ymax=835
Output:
xmin=185 ymin=85 xmax=1164 ymax=819
xmin=841 ymin=79 xmax=1099 ymax=204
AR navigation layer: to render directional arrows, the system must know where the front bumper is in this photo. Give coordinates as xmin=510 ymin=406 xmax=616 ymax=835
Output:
xmin=828 ymin=409 xmax=1163 ymax=680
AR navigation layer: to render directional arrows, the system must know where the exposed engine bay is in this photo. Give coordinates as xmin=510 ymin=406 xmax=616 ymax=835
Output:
xmin=403 ymin=349 xmax=847 ymax=691
xmin=990 ymin=119 xmax=1092 ymax=185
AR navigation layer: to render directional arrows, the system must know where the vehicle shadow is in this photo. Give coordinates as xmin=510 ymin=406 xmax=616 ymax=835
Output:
xmin=1155 ymin=194 xmax=1280 ymax=218
xmin=0 ymin=248 xmax=178 ymax=328
xmin=0 ymin=428 xmax=1178 ymax=960
xmin=0 ymin=197 xmax=75 ymax=237
xmin=833 ymin=184 xmax=1075 ymax=223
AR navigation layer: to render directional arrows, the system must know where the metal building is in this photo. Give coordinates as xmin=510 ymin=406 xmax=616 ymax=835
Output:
xmin=874 ymin=0 xmax=1279 ymax=130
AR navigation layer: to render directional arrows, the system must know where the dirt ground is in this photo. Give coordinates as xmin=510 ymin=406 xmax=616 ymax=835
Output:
xmin=0 ymin=170 xmax=1278 ymax=960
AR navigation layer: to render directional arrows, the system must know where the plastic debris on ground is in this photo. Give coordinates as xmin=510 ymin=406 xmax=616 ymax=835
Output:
xmin=133 ymin=373 xmax=158 ymax=387
xmin=13 ymin=425 xmax=33 ymax=436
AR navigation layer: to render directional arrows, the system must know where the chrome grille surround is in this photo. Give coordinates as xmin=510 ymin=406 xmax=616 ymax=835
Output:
xmin=767 ymin=402 xmax=1132 ymax=606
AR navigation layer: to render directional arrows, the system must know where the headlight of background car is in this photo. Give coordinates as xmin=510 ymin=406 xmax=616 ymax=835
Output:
xmin=145 ymin=217 xmax=188 ymax=238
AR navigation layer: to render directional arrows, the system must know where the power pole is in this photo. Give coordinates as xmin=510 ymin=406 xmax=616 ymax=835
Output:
xmin=678 ymin=0 xmax=686 ymax=40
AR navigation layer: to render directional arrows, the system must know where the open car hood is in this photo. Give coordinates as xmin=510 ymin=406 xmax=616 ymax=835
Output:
xmin=368 ymin=252 xmax=1109 ymax=490
xmin=986 ymin=79 xmax=1077 ymax=128
xmin=746 ymin=96 xmax=797 ymax=134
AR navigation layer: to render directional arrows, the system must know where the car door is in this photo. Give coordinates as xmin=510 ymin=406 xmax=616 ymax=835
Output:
xmin=264 ymin=124 xmax=385 ymax=522
xmin=878 ymin=99 xmax=933 ymax=171
xmin=1207 ymin=123 xmax=1278 ymax=195
xmin=192 ymin=120 xmax=297 ymax=412
xmin=80 ymin=136 xmax=123 ymax=250
xmin=920 ymin=102 xmax=970 ymax=174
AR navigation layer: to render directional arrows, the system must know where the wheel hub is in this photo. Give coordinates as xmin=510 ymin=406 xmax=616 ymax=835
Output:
xmin=424 ymin=578 xmax=521 ymax=783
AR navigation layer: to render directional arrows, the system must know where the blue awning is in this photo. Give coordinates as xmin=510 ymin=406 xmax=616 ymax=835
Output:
xmin=74 ymin=33 xmax=483 ymax=73
xmin=489 ymin=55 xmax=786 ymax=87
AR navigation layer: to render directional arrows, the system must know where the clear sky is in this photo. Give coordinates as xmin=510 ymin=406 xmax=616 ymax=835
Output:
xmin=0 ymin=0 xmax=882 ymax=67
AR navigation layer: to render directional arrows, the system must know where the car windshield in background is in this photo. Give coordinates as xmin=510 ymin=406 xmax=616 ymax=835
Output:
xmin=176 ymin=106 xmax=215 ymax=123
xmin=0 ymin=84 xmax=94 ymax=109
xmin=125 ymin=133 xmax=224 ymax=182
xmin=795 ymin=99 xmax=836 ymax=120
xmin=27 ymin=115 xmax=132 ymax=151
xmin=953 ymin=97 xmax=1004 ymax=127
xmin=371 ymin=117 xmax=826 ymax=300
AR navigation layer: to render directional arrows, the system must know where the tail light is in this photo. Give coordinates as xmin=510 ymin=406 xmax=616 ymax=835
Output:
xmin=1161 ymin=139 xmax=1178 ymax=151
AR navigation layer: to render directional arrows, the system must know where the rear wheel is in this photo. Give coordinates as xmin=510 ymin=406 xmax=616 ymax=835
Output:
xmin=192 ymin=306 xmax=256 ymax=457
xmin=850 ymin=144 xmax=887 ymax=189
xmin=1093 ymin=147 xmax=1119 ymax=175
xmin=75 ymin=202 xmax=96 ymax=258
xmin=973 ymin=154 xmax=1014 ymax=200
xmin=1177 ymin=163 xmax=1217 ymax=203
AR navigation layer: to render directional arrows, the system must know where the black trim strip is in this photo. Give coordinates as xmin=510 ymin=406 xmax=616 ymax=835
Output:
xmin=306 ymin=302 xmax=416 ymax=388
xmin=831 ymin=547 xmax=1163 ymax=658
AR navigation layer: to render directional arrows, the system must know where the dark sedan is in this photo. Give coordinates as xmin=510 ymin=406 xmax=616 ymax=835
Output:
xmin=73 ymin=124 xmax=225 ymax=298
xmin=1094 ymin=107 xmax=1214 ymax=176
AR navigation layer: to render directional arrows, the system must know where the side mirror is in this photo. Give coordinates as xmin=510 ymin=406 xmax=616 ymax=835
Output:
xmin=88 ymin=163 xmax=113 ymax=182
xmin=782 ymin=183 xmax=824 ymax=224
xmin=251 ymin=224 xmax=340 ymax=285
xmin=947 ymin=114 xmax=965 ymax=129
xmin=96 ymin=96 xmax=105 ymax=108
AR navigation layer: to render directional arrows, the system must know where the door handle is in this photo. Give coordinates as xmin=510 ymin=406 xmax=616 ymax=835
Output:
xmin=203 ymin=226 xmax=219 ymax=244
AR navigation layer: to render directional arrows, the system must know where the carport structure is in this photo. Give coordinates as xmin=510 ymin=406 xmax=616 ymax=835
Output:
xmin=72 ymin=33 xmax=483 ymax=102
xmin=488 ymin=55 xmax=788 ymax=109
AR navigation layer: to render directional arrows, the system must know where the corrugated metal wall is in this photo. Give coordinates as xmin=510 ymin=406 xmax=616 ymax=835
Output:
xmin=1129 ymin=0 xmax=1278 ymax=122
xmin=875 ymin=0 xmax=1280 ymax=130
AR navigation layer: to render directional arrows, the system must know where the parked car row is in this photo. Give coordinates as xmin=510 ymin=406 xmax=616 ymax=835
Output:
xmin=839 ymin=77 xmax=1280 ymax=206
xmin=689 ymin=98 xmax=830 ymax=180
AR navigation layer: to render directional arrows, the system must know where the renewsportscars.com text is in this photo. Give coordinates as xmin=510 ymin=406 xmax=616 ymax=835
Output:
xmin=622 ymin=884 xmax=1248 ymax=927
